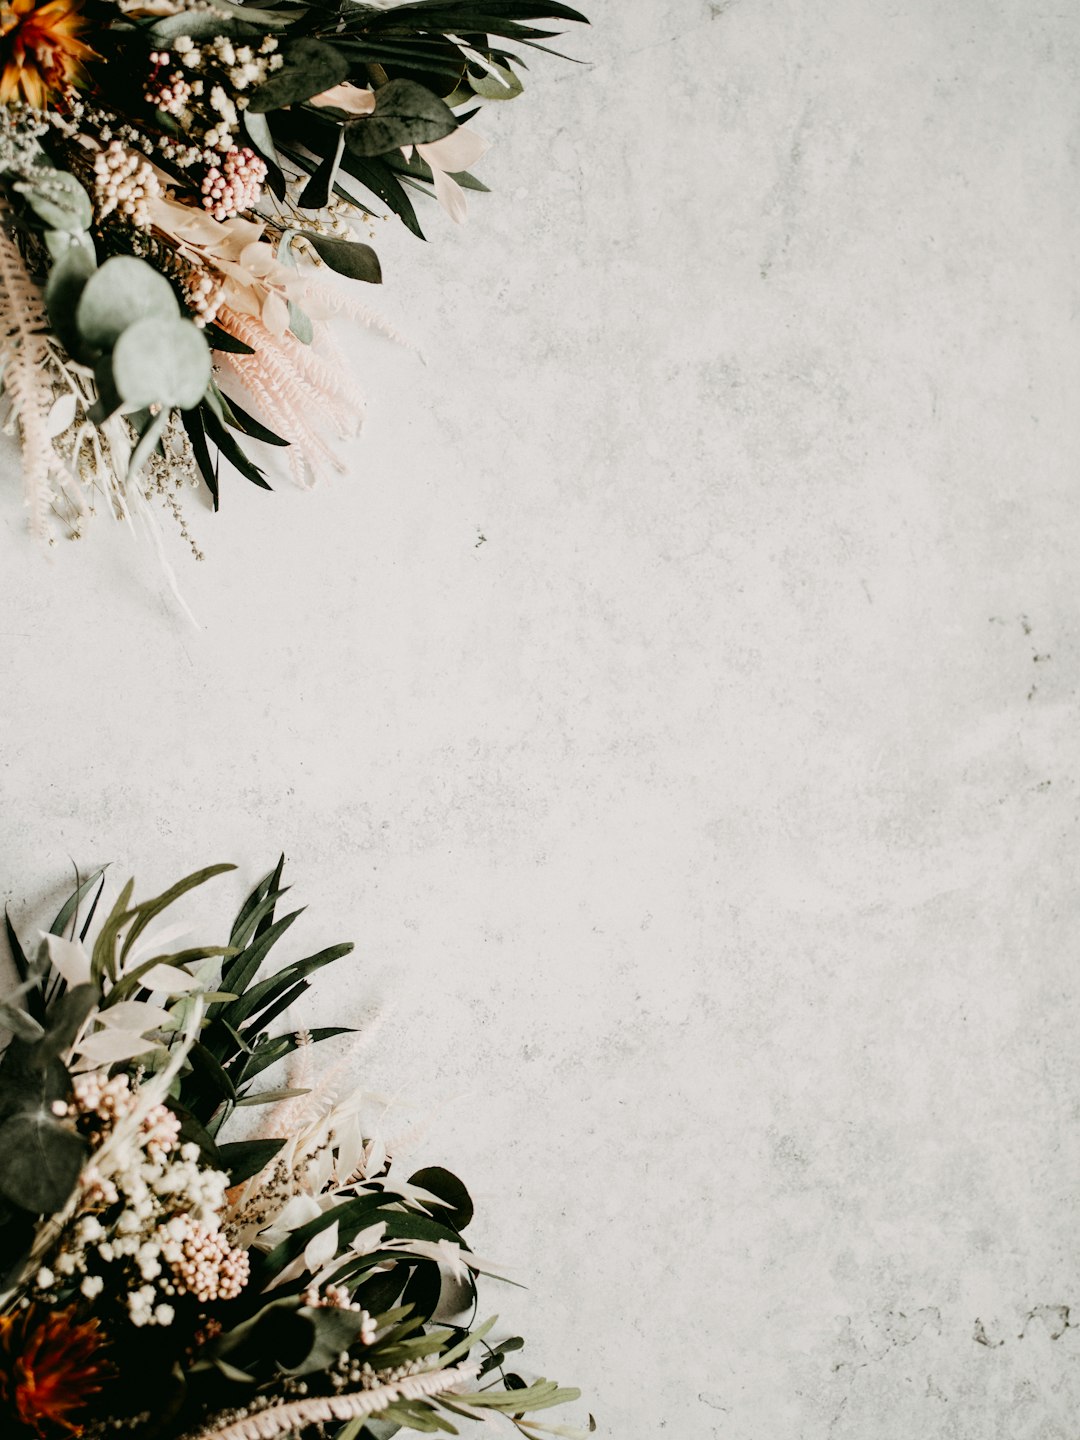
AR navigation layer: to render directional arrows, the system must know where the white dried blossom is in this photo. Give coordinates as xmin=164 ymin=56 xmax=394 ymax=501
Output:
xmin=92 ymin=140 xmax=161 ymax=228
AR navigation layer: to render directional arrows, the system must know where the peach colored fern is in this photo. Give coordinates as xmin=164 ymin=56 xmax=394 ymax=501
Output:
xmin=217 ymin=307 xmax=367 ymax=483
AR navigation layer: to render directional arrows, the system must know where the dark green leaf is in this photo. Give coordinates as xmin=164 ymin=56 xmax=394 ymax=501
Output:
xmin=203 ymin=323 xmax=255 ymax=355
xmin=226 ymin=943 xmax=353 ymax=1031
xmin=181 ymin=405 xmax=219 ymax=510
xmin=5 ymin=910 xmax=30 ymax=986
xmin=217 ymin=1138 xmax=286 ymax=1183
xmin=238 ymin=1026 xmax=351 ymax=1082
xmin=214 ymin=388 xmax=289 ymax=446
xmin=202 ymin=404 xmax=274 ymax=490
xmin=345 ymin=79 xmax=457 ymax=157
xmin=248 ymin=38 xmax=348 ymax=112
xmin=189 ymin=1042 xmax=238 ymax=1104
xmin=0 ymin=1111 xmax=85 ymax=1214
xmin=50 ymin=867 xmax=107 ymax=942
xmin=401 ymin=1260 xmax=443 ymax=1325
xmin=338 ymin=152 xmax=425 ymax=238
xmin=39 ymin=985 xmax=98 ymax=1061
xmin=220 ymin=909 xmax=305 ymax=1008
xmin=409 ymin=1166 xmax=474 ymax=1230
xmin=301 ymin=233 xmax=382 ymax=283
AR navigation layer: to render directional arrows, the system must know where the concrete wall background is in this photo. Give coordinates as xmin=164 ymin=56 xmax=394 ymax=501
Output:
xmin=2 ymin=1 xmax=1079 ymax=1435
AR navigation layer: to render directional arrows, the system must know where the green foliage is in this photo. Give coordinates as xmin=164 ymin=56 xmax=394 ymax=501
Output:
xmin=343 ymin=79 xmax=458 ymax=157
xmin=0 ymin=990 xmax=98 ymax=1213
xmin=298 ymin=232 xmax=382 ymax=283
xmin=410 ymin=1166 xmax=475 ymax=1231
xmin=248 ymin=38 xmax=349 ymax=112
xmin=14 ymin=168 xmax=93 ymax=233
xmin=111 ymin=317 xmax=212 ymax=411
xmin=0 ymin=857 xmax=589 ymax=1436
xmin=76 ymin=257 xmax=179 ymax=351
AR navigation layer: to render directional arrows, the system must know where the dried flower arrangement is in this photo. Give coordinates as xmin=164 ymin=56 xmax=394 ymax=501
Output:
xmin=0 ymin=0 xmax=587 ymax=550
xmin=0 ymin=860 xmax=591 ymax=1438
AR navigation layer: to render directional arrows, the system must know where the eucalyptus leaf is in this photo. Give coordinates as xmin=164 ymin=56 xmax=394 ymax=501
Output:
xmin=147 ymin=9 xmax=264 ymax=40
xmin=0 ymin=1001 xmax=44 ymax=1042
xmin=0 ymin=1110 xmax=86 ymax=1214
xmin=44 ymin=243 xmax=97 ymax=361
xmin=38 ymin=984 xmax=98 ymax=1061
xmin=288 ymin=300 xmax=313 ymax=344
xmin=111 ymin=317 xmax=212 ymax=410
xmin=280 ymin=1307 xmax=373 ymax=1376
xmin=300 ymin=233 xmax=382 ymax=284
xmin=76 ymin=257 xmax=180 ymax=354
xmin=248 ymin=39 xmax=348 ymax=112
xmin=345 ymin=79 xmax=457 ymax=157
xmin=14 ymin=168 xmax=93 ymax=232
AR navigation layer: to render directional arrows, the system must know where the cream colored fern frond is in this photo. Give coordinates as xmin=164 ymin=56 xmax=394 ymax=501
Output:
xmin=301 ymin=276 xmax=420 ymax=354
xmin=193 ymin=1363 xmax=478 ymax=1440
xmin=0 ymin=226 xmax=63 ymax=537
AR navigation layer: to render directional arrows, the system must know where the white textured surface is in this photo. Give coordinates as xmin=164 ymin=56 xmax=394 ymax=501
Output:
xmin=2 ymin=1 xmax=1080 ymax=1435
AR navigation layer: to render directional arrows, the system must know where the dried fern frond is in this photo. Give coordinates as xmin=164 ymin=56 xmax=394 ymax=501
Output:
xmin=0 ymin=225 xmax=63 ymax=537
xmin=216 ymin=306 xmax=366 ymax=484
xmin=193 ymin=1363 xmax=478 ymax=1440
xmin=300 ymin=276 xmax=420 ymax=354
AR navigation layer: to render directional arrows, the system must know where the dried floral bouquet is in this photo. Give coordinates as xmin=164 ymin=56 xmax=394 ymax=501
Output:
xmin=0 ymin=0 xmax=586 ymax=547
xmin=0 ymin=860 xmax=589 ymax=1439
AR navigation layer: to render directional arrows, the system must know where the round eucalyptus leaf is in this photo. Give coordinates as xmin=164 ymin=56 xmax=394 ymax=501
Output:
xmin=409 ymin=1165 xmax=474 ymax=1230
xmin=76 ymin=256 xmax=180 ymax=354
xmin=111 ymin=316 xmax=212 ymax=409
xmin=0 ymin=1110 xmax=86 ymax=1214
xmin=45 ymin=242 xmax=97 ymax=361
xmin=13 ymin=168 xmax=93 ymax=232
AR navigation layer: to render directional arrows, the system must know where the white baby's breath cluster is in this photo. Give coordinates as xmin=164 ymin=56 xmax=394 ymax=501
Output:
xmin=34 ymin=1070 xmax=249 ymax=1328
xmin=146 ymin=36 xmax=282 ymax=154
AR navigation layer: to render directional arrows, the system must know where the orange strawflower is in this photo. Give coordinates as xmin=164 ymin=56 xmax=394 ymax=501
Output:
xmin=0 ymin=1306 xmax=109 ymax=1437
xmin=0 ymin=0 xmax=95 ymax=109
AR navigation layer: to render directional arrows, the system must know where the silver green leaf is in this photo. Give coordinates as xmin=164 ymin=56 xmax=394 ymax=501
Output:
xmin=111 ymin=316 xmax=212 ymax=410
xmin=75 ymin=256 xmax=180 ymax=354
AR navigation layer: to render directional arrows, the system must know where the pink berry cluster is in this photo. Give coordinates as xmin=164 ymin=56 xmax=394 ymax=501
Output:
xmin=144 ymin=51 xmax=193 ymax=115
xmin=200 ymin=145 xmax=267 ymax=221
xmin=71 ymin=1069 xmax=180 ymax=1156
xmin=164 ymin=1214 xmax=250 ymax=1303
